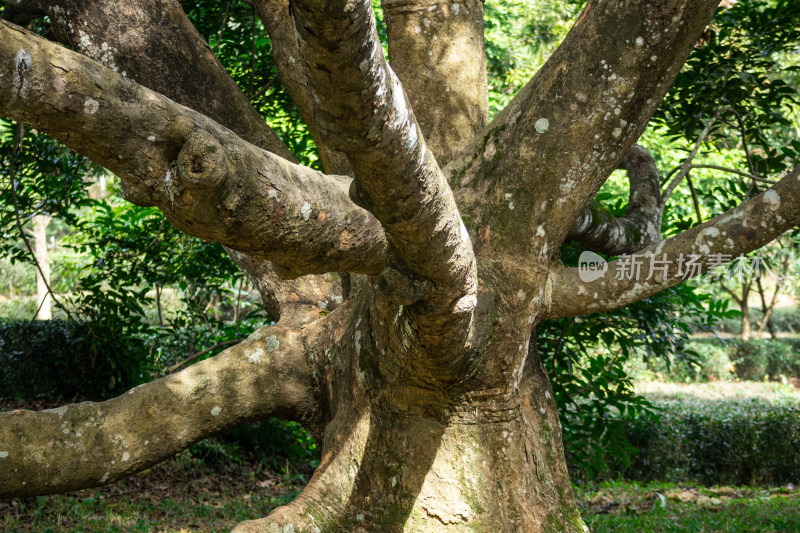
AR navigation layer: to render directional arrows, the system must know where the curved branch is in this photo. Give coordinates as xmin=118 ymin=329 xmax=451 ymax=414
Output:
xmin=0 ymin=21 xmax=387 ymax=278
xmin=567 ymin=145 xmax=662 ymax=255
xmin=229 ymin=249 xmax=349 ymax=326
xmin=673 ymin=164 xmax=777 ymax=185
xmin=545 ymin=165 xmax=800 ymax=320
xmin=253 ymin=0 xmax=354 ymax=177
xmin=0 ymin=326 xmax=314 ymax=499
xmin=291 ymin=0 xmax=477 ymax=319
xmin=37 ymin=0 xmax=352 ymax=324
xmin=661 ymin=110 xmax=721 ymax=206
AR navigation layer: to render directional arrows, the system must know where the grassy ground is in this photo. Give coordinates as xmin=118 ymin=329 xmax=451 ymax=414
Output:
xmin=3 ymin=382 xmax=799 ymax=531
xmin=0 ymin=443 xmax=309 ymax=533
xmin=579 ymin=480 xmax=800 ymax=533
xmin=6 ymin=468 xmax=799 ymax=532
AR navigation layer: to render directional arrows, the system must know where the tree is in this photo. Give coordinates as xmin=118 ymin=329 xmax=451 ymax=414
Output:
xmin=1 ymin=0 xmax=799 ymax=530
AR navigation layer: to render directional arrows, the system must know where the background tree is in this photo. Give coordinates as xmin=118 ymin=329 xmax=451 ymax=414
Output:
xmin=0 ymin=1 xmax=799 ymax=532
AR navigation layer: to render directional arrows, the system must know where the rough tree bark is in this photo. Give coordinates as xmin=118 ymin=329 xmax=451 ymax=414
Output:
xmin=1 ymin=0 xmax=799 ymax=531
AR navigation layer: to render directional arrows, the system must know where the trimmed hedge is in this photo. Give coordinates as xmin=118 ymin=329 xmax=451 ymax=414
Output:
xmin=0 ymin=319 xmax=148 ymax=401
xmin=730 ymin=339 xmax=800 ymax=381
xmin=592 ymin=399 xmax=800 ymax=485
xmin=642 ymin=338 xmax=800 ymax=382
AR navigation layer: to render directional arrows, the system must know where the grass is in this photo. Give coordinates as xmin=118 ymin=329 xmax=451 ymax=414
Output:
xmin=0 ymin=442 xmax=309 ymax=533
xmin=8 ymin=473 xmax=800 ymax=532
xmin=578 ymin=480 xmax=800 ymax=532
xmin=3 ymin=382 xmax=799 ymax=531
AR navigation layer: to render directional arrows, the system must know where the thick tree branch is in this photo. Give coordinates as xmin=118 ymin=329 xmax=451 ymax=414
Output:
xmin=228 ymin=248 xmax=348 ymax=325
xmin=253 ymin=0 xmax=354 ymax=177
xmin=567 ymin=145 xmax=662 ymax=255
xmin=291 ymin=0 xmax=477 ymax=321
xmin=447 ymin=0 xmax=719 ymax=264
xmin=38 ymin=0 xmax=296 ymax=170
xmin=0 ymin=326 xmax=314 ymax=498
xmin=382 ymin=0 xmax=488 ymax=163
xmin=545 ymin=166 xmax=800 ymax=320
xmin=38 ymin=0 xmax=348 ymax=320
xmin=0 ymin=21 xmax=387 ymax=278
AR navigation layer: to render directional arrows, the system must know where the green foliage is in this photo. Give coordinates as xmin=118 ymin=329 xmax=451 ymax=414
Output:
xmin=715 ymin=306 xmax=800 ymax=336
xmin=603 ymin=394 xmax=800 ymax=485
xmin=224 ymin=419 xmax=319 ymax=470
xmin=181 ymin=0 xmax=320 ymax=168
xmin=651 ymin=0 xmax=800 ymax=237
xmin=638 ymin=339 xmax=735 ymax=383
xmin=0 ymin=122 xmax=97 ymax=256
xmin=729 ymin=339 xmax=800 ymax=381
xmin=539 ymin=261 xmax=735 ymax=477
xmin=632 ymin=338 xmax=800 ymax=383
xmin=61 ymin=196 xmax=268 ymax=371
xmin=0 ymin=254 xmax=35 ymax=295
xmin=654 ymin=0 xmax=800 ymax=175
xmin=0 ymin=119 xmax=98 ymax=318
xmin=545 ymin=0 xmax=800 ymax=481
xmin=0 ymin=5 xmax=287 ymax=382
xmin=484 ymin=0 xmax=582 ymax=116
xmin=0 ymin=319 xmax=149 ymax=401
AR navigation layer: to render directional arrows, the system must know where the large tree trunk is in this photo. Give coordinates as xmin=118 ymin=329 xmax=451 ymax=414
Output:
xmin=234 ymin=278 xmax=584 ymax=533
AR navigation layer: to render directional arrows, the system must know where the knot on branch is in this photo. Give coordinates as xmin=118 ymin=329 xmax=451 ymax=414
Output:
xmin=176 ymin=129 xmax=229 ymax=192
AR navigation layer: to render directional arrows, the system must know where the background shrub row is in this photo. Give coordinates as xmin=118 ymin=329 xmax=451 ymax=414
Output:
xmin=573 ymin=399 xmax=800 ymax=485
xmin=648 ymin=338 xmax=800 ymax=382
xmin=0 ymin=319 xmax=147 ymax=401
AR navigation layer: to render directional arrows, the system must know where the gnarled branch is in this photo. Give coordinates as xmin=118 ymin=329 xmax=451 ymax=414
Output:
xmin=0 ymin=21 xmax=387 ymax=278
xmin=545 ymin=165 xmax=800 ymax=320
xmin=0 ymin=326 xmax=314 ymax=498
xmin=253 ymin=0 xmax=354 ymax=177
xmin=36 ymin=0 xmax=350 ymax=319
xmin=567 ymin=145 xmax=662 ymax=255
xmin=291 ymin=0 xmax=477 ymax=350
xmin=38 ymin=0 xmax=296 ymax=167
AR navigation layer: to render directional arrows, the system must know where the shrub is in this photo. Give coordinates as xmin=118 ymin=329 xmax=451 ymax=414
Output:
xmin=223 ymin=419 xmax=319 ymax=470
xmin=595 ymin=399 xmax=800 ymax=485
xmin=731 ymin=339 xmax=800 ymax=381
xmin=0 ymin=319 xmax=149 ymax=401
xmin=770 ymin=307 xmax=800 ymax=334
xmin=640 ymin=338 xmax=800 ymax=383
